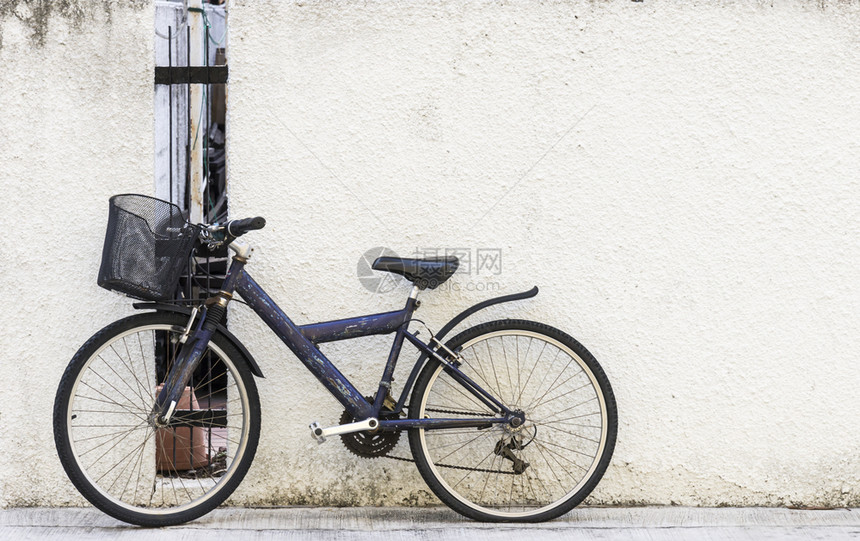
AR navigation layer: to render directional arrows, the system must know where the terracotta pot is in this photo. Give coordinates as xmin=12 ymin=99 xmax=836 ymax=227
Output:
xmin=154 ymin=385 xmax=210 ymax=472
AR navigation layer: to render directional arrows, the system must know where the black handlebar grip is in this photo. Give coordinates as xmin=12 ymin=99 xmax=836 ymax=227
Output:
xmin=227 ymin=216 xmax=266 ymax=237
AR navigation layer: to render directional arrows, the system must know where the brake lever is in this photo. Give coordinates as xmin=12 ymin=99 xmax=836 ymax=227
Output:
xmin=199 ymin=223 xmax=227 ymax=250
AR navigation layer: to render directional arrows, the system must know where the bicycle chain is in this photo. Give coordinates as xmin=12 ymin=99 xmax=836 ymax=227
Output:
xmin=382 ymin=453 xmax=515 ymax=475
xmin=381 ymin=407 xmax=514 ymax=475
xmin=422 ymin=407 xmax=496 ymax=417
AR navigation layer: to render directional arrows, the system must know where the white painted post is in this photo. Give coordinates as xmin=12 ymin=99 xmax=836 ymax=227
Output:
xmin=154 ymin=2 xmax=188 ymax=208
xmin=188 ymin=0 xmax=205 ymax=225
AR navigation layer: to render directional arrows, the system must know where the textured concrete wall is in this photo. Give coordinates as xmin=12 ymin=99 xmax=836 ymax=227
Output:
xmin=226 ymin=0 xmax=860 ymax=508
xmin=1 ymin=0 xmax=859 ymax=510
xmin=0 ymin=1 xmax=153 ymax=506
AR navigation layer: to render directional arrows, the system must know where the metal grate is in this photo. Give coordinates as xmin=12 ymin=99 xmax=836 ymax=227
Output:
xmin=153 ymin=2 xmax=231 ymax=472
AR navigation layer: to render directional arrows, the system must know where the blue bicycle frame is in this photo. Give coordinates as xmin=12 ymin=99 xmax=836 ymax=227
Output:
xmin=154 ymin=253 xmax=519 ymax=432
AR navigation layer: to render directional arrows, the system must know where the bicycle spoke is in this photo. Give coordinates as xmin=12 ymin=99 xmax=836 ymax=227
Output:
xmin=532 ymin=439 xmax=591 ymax=469
xmin=85 ymin=364 xmax=147 ymax=416
xmin=424 ymin=436 xmax=495 ymax=451
xmin=450 ymin=445 xmax=498 ymax=491
xmin=430 ymin=429 xmax=494 ymax=465
xmin=521 ymin=348 xmax=563 ymax=410
xmin=527 ymin=379 xmax=592 ymax=413
xmin=538 ymin=396 xmax=598 ymax=422
xmin=128 ymin=427 xmax=151 ymax=505
xmin=76 ymin=424 xmax=148 ymax=458
xmin=534 ymin=411 xmax=601 ymax=424
xmin=515 ymin=339 xmax=544 ymax=406
xmin=531 ymin=439 xmax=571 ymax=488
xmin=460 ymin=348 xmax=496 ymax=397
xmin=541 ymin=426 xmax=601 ymax=445
xmin=507 ymin=457 xmax=517 ymax=511
xmin=75 ymin=428 xmax=149 ymax=444
xmin=105 ymin=344 xmax=148 ymax=405
xmin=476 ymin=451 xmax=500 ymax=503
xmin=78 ymin=382 xmax=145 ymax=418
xmin=118 ymin=338 xmax=150 ymax=406
xmin=513 ymin=336 xmax=522 ymax=404
xmin=110 ymin=429 xmax=152 ymax=495
xmin=433 ymin=377 xmax=493 ymax=414
xmin=93 ymin=422 xmax=153 ymax=484
xmin=484 ymin=339 xmax=503 ymax=405
xmin=527 ymin=455 xmax=558 ymax=500
xmin=499 ymin=337 xmax=515 ymax=407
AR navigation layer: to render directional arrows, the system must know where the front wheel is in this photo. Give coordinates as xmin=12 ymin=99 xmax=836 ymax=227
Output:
xmin=53 ymin=312 xmax=261 ymax=527
xmin=408 ymin=319 xmax=617 ymax=522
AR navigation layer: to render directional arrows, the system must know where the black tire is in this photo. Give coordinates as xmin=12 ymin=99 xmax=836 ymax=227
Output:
xmin=408 ymin=319 xmax=617 ymax=522
xmin=53 ymin=312 xmax=261 ymax=527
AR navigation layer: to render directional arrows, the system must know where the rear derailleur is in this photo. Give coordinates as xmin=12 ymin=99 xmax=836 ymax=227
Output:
xmin=494 ymin=436 xmax=530 ymax=474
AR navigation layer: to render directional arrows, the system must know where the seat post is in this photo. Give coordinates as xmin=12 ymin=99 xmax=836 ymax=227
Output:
xmin=404 ymin=284 xmax=421 ymax=318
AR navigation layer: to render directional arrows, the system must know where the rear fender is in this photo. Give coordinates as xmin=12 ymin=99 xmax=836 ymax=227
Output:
xmin=434 ymin=286 xmax=539 ymax=342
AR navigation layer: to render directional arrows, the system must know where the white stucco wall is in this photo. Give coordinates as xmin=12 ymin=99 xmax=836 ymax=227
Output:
xmin=0 ymin=1 xmax=153 ymax=506
xmin=226 ymin=0 xmax=860 ymax=507
xmin=1 ymin=0 xmax=858 ymax=510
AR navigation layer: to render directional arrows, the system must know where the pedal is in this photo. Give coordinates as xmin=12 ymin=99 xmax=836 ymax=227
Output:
xmin=308 ymin=418 xmax=379 ymax=445
xmin=309 ymin=422 xmax=326 ymax=443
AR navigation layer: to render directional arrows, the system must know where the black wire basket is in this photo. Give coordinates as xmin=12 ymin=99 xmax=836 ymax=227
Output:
xmin=97 ymin=194 xmax=199 ymax=301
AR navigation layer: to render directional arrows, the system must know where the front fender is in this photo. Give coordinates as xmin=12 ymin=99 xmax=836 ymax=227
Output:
xmin=132 ymin=302 xmax=265 ymax=378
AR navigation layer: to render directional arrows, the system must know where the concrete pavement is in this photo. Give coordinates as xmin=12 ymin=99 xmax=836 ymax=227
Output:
xmin=2 ymin=506 xmax=858 ymax=540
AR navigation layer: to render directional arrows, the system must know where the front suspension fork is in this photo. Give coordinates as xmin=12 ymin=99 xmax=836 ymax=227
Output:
xmin=152 ymin=298 xmax=228 ymax=424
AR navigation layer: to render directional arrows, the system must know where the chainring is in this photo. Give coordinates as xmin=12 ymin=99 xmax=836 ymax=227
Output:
xmin=339 ymin=397 xmax=401 ymax=458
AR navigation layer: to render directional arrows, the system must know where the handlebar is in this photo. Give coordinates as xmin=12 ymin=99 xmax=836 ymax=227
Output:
xmin=198 ymin=216 xmax=266 ymax=253
xmin=226 ymin=216 xmax=266 ymax=237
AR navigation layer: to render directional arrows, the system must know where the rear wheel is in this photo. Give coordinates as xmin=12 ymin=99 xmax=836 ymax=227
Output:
xmin=408 ymin=319 xmax=616 ymax=522
xmin=53 ymin=312 xmax=260 ymax=526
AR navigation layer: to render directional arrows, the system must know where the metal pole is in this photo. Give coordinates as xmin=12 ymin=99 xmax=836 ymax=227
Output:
xmin=188 ymin=0 xmax=205 ymax=225
xmin=168 ymin=26 xmax=173 ymax=206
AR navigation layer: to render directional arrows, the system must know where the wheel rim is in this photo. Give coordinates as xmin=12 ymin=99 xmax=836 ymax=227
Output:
xmin=417 ymin=329 xmax=608 ymax=518
xmin=64 ymin=323 xmax=251 ymax=515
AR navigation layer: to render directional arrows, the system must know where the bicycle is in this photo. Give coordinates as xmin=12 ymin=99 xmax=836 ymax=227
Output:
xmin=53 ymin=194 xmax=617 ymax=527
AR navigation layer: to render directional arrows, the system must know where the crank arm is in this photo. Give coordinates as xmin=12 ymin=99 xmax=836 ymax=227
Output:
xmin=309 ymin=418 xmax=379 ymax=444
